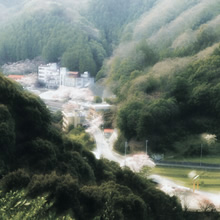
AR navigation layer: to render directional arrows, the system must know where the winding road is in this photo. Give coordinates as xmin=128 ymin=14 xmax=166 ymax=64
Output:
xmin=86 ymin=116 xmax=124 ymax=165
xmin=87 ymin=115 xmax=220 ymax=211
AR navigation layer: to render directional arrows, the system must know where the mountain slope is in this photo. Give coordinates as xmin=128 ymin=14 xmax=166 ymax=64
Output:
xmin=0 ymin=73 xmax=184 ymax=219
xmin=99 ymin=0 xmax=220 ymax=154
xmin=0 ymin=0 xmax=104 ymax=75
xmin=0 ymin=0 xmax=220 ymax=154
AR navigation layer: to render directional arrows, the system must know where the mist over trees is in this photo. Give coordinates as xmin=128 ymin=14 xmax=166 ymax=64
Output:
xmin=0 ymin=10 xmax=106 ymax=76
xmin=93 ymin=0 xmax=220 ymax=154
xmin=0 ymin=0 xmax=219 ymax=153
xmin=0 ymin=0 xmax=220 ymax=218
xmin=113 ymin=44 xmax=220 ymax=153
xmin=0 ymin=0 xmax=219 ymax=154
xmin=0 ymin=0 xmax=219 ymax=76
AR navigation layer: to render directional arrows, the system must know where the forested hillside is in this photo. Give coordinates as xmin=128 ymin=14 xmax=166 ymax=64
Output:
xmin=0 ymin=0 xmax=219 ymax=155
xmin=114 ymin=45 xmax=220 ymax=153
xmin=0 ymin=12 xmax=105 ymax=76
xmin=0 ymin=0 xmax=106 ymax=75
xmin=0 ymin=0 xmax=220 ymax=218
xmin=97 ymin=0 xmax=220 ymax=154
xmin=0 ymin=0 xmax=157 ymax=75
xmin=0 ymin=74 xmax=185 ymax=219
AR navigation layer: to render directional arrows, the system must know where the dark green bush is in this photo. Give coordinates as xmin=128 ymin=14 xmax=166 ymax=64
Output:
xmin=1 ymin=169 xmax=30 ymax=192
xmin=27 ymin=172 xmax=61 ymax=197
xmin=54 ymin=175 xmax=80 ymax=213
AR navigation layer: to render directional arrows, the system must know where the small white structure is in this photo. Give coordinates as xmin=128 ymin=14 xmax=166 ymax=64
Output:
xmin=60 ymin=69 xmax=94 ymax=88
xmin=89 ymin=103 xmax=113 ymax=117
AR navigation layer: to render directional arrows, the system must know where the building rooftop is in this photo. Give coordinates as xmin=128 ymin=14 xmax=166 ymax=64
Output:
xmin=8 ymin=75 xmax=25 ymax=80
xmin=68 ymin=71 xmax=79 ymax=77
xmin=104 ymin=129 xmax=114 ymax=133
xmin=91 ymin=103 xmax=112 ymax=110
xmin=62 ymin=111 xmax=75 ymax=118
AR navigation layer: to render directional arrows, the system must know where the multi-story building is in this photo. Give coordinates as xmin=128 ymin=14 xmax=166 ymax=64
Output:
xmin=62 ymin=109 xmax=86 ymax=131
xmin=38 ymin=63 xmax=94 ymax=88
xmin=38 ymin=63 xmax=60 ymax=88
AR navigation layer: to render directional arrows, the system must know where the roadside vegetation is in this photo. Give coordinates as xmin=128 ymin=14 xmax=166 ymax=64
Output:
xmin=152 ymin=166 xmax=220 ymax=193
xmin=67 ymin=126 xmax=95 ymax=151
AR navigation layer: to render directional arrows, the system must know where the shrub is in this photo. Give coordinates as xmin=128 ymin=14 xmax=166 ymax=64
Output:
xmin=1 ymin=169 xmax=30 ymax=192
xmin=27 ymin=172 xmax=61 ymax=197
xmin=94 ymin=96 xmax=102 ymax=103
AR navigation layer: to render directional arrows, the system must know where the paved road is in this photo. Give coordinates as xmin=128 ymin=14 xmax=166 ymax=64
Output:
xmin=87 ymin=116 xmax=124 ymax=165
xmin=87 ymin=116 xmax=155 ymax=171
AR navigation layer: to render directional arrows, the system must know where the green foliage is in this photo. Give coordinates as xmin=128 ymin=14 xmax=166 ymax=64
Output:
xmin=167 ymin=26 xmax=219 ymax=58
xmin=103 ymin=109 xmax=115 ymax=129
xmin=28 ymin=172 xmax=66 ymax=197
xmin=136 ymin=40 xmax=159 ymax=66
xmin=27 ymin=172 xmax=81 ymax=216
xmin=173 ymin=134 xmax=220 ymax=157
xmin=93 ymin=159 xmax=119 ymax=184
xmin=94 ymin=96 xmax=102 ymax=103
xmin=58 ymin=151 xmax=96 ymax=184
xmin=0 ymin=190 xmax=53 ymax=220
xmin=115 ymin=47 xmax=220 ymax=153
xmin=3 ymin=2 xmax=215 ymax=218
xmin=67 ymin=127 xmax=95 ymax=151
xmin=113 ymin=133 xmax=127 ymax=154
xmin=88 ymin=0 xmax=155 ymax=50
xmin=52 ymin=111 xmax=63 ymax=124
xmin=18 ymin=138 xmax=57 ymax=172
xmin=106 ymin=43 xmax=158 ymax=97
xmin=0 ymin=189 xmax=75 ymax=219
xmin=1 ymin=169 xmax=30 ymax=192
xmin=0 ymin=11 xmax=106 ymax=75
xmin=142 ymin=188 xmax=183 ymax=219
xmin=81 ymin=181 xmax=147 ymax=220
xmin=0 ymin=104 xmax=15 ymax=157
xmin=117 ymin=100 xmax=144 ymax=138
xmin=54 ymin=175 xmax=80 ymax=213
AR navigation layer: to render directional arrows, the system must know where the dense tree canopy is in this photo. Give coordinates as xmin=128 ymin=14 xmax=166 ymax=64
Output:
xmin=0 ymin=10 xmax=106 ymax=76
xmin=115 ymin=46 xmax=220 ymax=153
xmin=0 ymin=74 xmax=185 ymax=219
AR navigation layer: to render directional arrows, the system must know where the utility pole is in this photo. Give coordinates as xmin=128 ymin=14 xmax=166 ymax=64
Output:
xmin=146 ymin=140 xmax=148 ymax=154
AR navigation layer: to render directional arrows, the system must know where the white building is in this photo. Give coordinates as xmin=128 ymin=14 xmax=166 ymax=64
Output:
xmin=38 ymin=63 xmax=60 ymax=88
xmin=38 ymin=63 xmax=94 ymax=88
xmin=60 ymin=69 xmax=94 ymax=88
